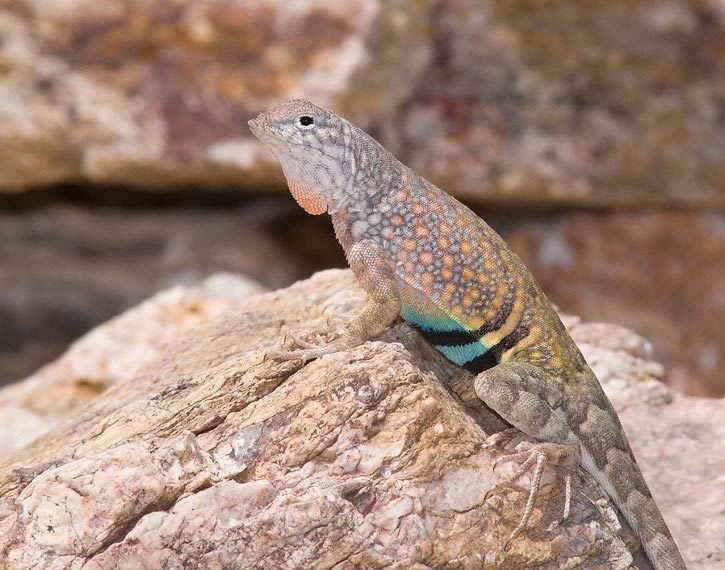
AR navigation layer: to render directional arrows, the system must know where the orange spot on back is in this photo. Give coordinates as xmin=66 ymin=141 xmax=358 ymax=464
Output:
xmin=419 ymin=251 xmax=434 ymax=264
xmin=402 ymin=238 xmax=416 ymax=251
xmin=414 ymin=223 xmax=430 ymax=237
xmin=461 ymin=267 xmax=475 ymax=280
xmin=465 ymin=287 xmax=480 ymax=300
xmin=412 ymin=203 xmax=425 ymax=216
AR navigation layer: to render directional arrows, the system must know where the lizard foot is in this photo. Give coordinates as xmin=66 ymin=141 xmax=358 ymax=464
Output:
xmin=485 ymin=441 xmax=579 ymax=546
xmin=264 ymin=332 xmax=337 ymax=362
xmin=264 ymin=324 xmax=358 ymax=363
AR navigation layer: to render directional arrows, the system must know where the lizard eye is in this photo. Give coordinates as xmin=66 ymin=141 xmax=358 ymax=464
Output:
xmin=296 ymin=115 xmax=315 ymax=130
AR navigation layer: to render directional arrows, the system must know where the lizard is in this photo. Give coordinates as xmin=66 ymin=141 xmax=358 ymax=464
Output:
xmin=248 ymin=99 xmax=687 ymax=570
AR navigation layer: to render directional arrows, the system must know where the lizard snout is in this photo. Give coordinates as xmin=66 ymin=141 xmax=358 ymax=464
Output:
xmin=247 ymin=116 xmax=262 ymax=132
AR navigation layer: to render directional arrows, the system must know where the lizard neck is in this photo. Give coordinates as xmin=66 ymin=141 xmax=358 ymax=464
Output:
xmin=326 ymin=124 xmax=405 ymax=216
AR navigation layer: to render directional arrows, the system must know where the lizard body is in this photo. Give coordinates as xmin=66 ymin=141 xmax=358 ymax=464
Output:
xmin=249 ymin=100 xmax=686 ymax=569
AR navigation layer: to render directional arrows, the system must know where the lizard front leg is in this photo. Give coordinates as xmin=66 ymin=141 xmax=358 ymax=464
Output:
xmin=474 ymin=362 xmax=581 ymax=543
xmin=272 ymin=240 xmax=401 ymax=361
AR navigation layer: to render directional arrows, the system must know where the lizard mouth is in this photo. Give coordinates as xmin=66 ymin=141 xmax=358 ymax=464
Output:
xmin=248 ymin=116 xmax=274 ymax=138
xmin=247 ymin=117 xmax=290 ymax=149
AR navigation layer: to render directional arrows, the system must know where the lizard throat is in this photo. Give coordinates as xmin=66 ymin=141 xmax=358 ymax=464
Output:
xmin=286 ymin=178 xmax=328 ymax=215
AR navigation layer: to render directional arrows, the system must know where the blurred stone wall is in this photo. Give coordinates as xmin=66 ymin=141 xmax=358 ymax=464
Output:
xmin=1 ymin=0 xmax=725 ymax=206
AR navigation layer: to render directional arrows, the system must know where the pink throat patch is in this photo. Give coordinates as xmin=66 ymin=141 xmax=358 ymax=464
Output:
xmin=287 ymin=179 xmax=328 ymax=215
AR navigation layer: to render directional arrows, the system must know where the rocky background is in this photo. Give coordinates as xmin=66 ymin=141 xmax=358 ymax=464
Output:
xmin=1 ymin=0 xmax=724 ymax=399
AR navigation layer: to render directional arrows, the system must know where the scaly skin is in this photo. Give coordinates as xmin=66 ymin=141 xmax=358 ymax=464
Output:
xmin=248 ymin=99 xmax=687 ymax=569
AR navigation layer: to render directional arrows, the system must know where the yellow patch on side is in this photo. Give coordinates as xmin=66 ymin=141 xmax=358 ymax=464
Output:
xmin=501 ymin=323 xmax=543 ymax=361
xmin=479 ymin=290 xmax=525 ymax=349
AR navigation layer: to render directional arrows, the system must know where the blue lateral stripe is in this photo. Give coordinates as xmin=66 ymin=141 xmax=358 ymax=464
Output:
xmin=400 ymin=306 xmax=467 ymax=333
xmin=435 ymin=342 xmax=488 ymax=366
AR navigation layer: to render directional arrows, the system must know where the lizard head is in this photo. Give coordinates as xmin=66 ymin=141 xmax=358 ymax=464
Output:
xmin=248 ymin=99 xmax=354 ymax=215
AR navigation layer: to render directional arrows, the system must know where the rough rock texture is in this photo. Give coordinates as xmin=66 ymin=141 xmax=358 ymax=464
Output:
xmin=0 ymin=270 xmax=722 ymax=568
xmin=2 ymin=1 xmax=725 ymax=206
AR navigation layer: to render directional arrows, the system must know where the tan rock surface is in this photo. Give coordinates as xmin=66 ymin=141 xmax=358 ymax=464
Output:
xmin=0 ymin=270 xmax=722 ymax=568
xmin=0 ymin=272 xmax=266 ymax=457
xmin=2 ymin=1 xmax=725 ymax=206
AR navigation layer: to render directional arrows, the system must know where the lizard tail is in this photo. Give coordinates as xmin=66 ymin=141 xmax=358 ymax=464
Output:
xmin=581 ymin=438 xmax=687 ymax=570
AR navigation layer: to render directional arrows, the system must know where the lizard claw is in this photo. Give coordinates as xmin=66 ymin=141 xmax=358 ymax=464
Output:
xmin=264 ymin=327 xmax=359 ymax=363
xmin=325 ymin=315 xmax=349 ymax=332
xmin=485 ymin=442 xmax=579 ymax=545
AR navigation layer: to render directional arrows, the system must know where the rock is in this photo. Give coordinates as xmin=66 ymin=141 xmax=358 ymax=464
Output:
xmin=1 ymin=269 xmax=722 ymax=568
xmin=0 ymin=272 xmax=266 ymax=458
xmin=0 ymin=0 xmax=429 ymax=192
xmin=390 ymin=0 xmax=725 ymax=207
xmin=2 ymin=1 xmax=725 ymax=207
